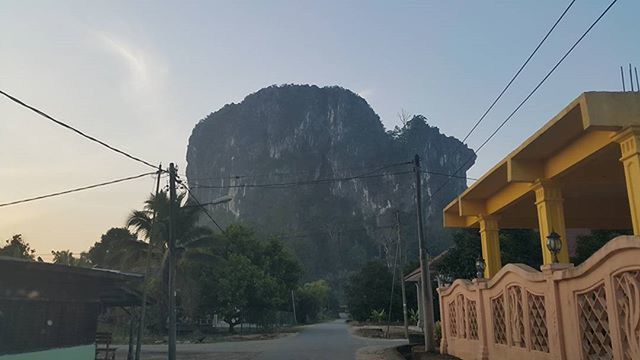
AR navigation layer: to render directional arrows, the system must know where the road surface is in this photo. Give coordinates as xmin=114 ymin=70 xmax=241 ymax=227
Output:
xmin=119 ymin=320 xmax=406 ymax=360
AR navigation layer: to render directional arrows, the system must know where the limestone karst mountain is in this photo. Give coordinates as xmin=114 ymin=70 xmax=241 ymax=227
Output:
xmin=186 ymin=84 xmax=475 ymax=281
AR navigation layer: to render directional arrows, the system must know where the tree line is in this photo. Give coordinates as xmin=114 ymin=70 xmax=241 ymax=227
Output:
xmin=0 ymin=191 xmax=339 ymax=334
xmin=4 ymin=190 xmax=625 ymax=329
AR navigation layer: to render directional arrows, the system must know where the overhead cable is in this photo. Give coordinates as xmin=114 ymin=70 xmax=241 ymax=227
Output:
xmin=0 ymin=172 xmax=157 ymax=208
xmin=0 ymin=90 xmax=158 ymax=169
xmin=185 ymin=161 xmax=412 ymax=182
xmin=192 ymin=170 xmax=413 ymax=189
xmin=178 ymin=180 xmax=224 ymax=232
xmin=460 ymin=0 xmax=577 ymax=144
xmin=430 ymin=0 xmax=619 ymax=199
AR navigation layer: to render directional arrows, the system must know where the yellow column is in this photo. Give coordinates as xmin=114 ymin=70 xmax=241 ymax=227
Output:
xmin=478 ymin=216 xmax=501 ymax=278
xmin=614 ymin=127 xmax=640 ymax=235
xmin=532 ymin=180 xmax=569 ymax=264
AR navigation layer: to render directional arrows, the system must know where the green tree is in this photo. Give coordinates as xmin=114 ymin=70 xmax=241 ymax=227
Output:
xmin=572 ymin=229 xmax=632 ymax=265
xmin=203 ymin=253 xmax=261 ymax=332
xmin=345 ymin=261 xmax=401 ymax=322
xmin=295 ymin=279 xmax=334 ymax=323
xmin=87 ymin=227 xmax=146 ymax=270
xmin=0 ymin=234 xmax=35 ymax=260
xmin=500 ymin=229 xmax=542 ymax=268
xmin=435 ymin=229 xmax=543 ymax=280
xmin=194 ymin=224 xmax=301 ymax=332
xmin=434 ymin=230 xmax=480 ymax=280
xmin=51 ymin=250 xmax=91 ymax=267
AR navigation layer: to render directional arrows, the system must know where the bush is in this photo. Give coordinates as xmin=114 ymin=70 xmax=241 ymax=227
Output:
xmin=369 ymin=309 xmax=386 ymax=323
xmin=434 ymin=321 xmax=442 ymax=346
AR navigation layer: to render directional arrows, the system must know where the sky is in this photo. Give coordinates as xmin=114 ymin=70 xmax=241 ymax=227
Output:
xmin=1 ymin=0 xmax=639 ymax=260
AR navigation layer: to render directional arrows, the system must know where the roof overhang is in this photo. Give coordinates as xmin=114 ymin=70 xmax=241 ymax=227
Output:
xmin=444 ymin=91 xmax=640 ymax=229
xmin=0 ymin=257 xmax=144 ymax=306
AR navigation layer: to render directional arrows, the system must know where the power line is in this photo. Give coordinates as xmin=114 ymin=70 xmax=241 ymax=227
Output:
xmin=430 ymin=0 xmax=619 ymax=199
xmin=421 ymin=170 xmax=477 ymax=181
xmin=177 ymin=179 xmax=224 ymax=232
xmin=475 ymin=0 xmax=618 ymax=155
xmin=0 ymin=172 xmax=156 ymax=208
xmin=185 ymin=161 xmax=412 ymax=182
xmin=273 ymin=224 xmax=396 ymax=241
xmin=0 ymin=90 xmax=158 ymax=170
xmin=192 ymin=170 xmax=413 ymax=189
xmin=460 ymin=0 xmax=577 ymax=144
xmin=188 ymin=161 xmax=477 ymax=189
xmin=182 ymin=162 xmax=416 ymax=233
xmin=190 ymin=161 xmax=412 ymax=189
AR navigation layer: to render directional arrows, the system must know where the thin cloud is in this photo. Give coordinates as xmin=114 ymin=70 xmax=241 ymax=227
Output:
xmin=96 ymin=32 xmax=167 ymax=94
xmin=93 ymin=31 xmax=172 ymax=126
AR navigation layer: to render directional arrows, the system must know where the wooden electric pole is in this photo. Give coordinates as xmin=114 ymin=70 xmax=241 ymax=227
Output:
xmin=413 ymin=154 xmax=435 ymax=351
xmin=291 ymin=290 xmax=297 ymax=324
xmin=396 ymin=210 xmax=410 ymax=340
xmin=135 ymin=165 xmax=162 ymax=360
xmin=168 ymin=163 xmax=177 ymax=360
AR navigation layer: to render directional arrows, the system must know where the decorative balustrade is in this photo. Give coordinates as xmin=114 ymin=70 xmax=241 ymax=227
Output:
xmin=437 ymin=236 xmax=640 ymax=360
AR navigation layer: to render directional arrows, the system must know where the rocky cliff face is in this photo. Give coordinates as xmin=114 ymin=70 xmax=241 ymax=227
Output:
xmin=186 ymin=85 xmax=475 ymax=280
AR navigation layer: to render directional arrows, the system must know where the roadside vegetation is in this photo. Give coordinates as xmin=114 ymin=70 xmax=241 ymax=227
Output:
xmin=344 ymin=228 xmax=631 ymax=342
xmin=3 ymin=191 xmax=629 ymax=343
xmin=0 ymin=190 xmax=337 ymax=341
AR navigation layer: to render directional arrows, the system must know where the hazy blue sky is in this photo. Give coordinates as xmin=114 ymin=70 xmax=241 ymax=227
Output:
xmin=1 ymin=0 xmax=638 ymax=258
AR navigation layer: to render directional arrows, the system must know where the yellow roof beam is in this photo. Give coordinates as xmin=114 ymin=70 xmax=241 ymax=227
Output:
xmin=444 ymin=212 xmax=477 ymax=227
xmin=543 ymin=130 xmax=615 ymax=179
xmin=507 ymin=159 xmax=543 ymax=183
xmin=485 ymin=182 xmax=532 ymax=215
xmin=458 ymin=199 xmax=486 ymax=216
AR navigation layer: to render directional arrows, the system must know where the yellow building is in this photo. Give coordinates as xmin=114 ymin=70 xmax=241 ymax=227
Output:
xmin=443 ymin=91 xmax=640 ymax=277
xmin=437 ymin=92 xmax=640 ymax=360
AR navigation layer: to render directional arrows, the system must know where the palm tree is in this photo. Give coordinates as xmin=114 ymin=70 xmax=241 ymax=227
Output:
xmin=87 ymin=227 xmax=149 ymax=271
xmin=127 ymin=190 xmax=217 ymax=276
xmin=127 ymin=190 xmax=219 ymax=333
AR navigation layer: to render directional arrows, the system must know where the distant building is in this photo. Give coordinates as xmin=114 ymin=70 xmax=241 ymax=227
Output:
xmin=0 ymin=257 xmax=143 ymax=360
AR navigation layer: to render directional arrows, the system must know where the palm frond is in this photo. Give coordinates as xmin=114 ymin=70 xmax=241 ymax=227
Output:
xmin=127 ymin=210 xmax=153 ymax=238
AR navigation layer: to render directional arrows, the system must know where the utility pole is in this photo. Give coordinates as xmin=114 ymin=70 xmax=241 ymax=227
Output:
xmin=385 ymin=229 xmax=399 ymax=338
xmin=413 ymin=154 xmax=435 ymax=351
xmin=396 ymin=210 xmax=409 ymax=340
xmin=168 ymin=163 xmax=177 ymax=360
xmin=291 ymin=290 xmax=297 ymax=324
xmin=135 ymin=165 xmax=162 ymax=360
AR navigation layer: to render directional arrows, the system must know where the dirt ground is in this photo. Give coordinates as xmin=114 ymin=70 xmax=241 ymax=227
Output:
xmin=350 ymin=324 xmax=460 ymax=360
xmin=223 ymin=331 xmax=296 ymax=342
xmin=350 ymin=324 xmax=418 ymax=339
xmin=356 ymin=345 xmax=405 ymax=360
xmin=356 ymin=344 xmax=459 ymax=360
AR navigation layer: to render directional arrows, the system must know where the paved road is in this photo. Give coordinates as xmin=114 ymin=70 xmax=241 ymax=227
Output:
xmin=119 ymin=320 xmax=406 ymax=360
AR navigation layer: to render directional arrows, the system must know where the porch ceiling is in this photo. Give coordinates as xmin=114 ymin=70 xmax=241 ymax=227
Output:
xmin=444 ymin=91 xmax=640 ymax=230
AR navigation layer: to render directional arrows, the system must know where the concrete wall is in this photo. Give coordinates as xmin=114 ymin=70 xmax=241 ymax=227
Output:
xmin=438 ymin=235 xmax=640 ymax=360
